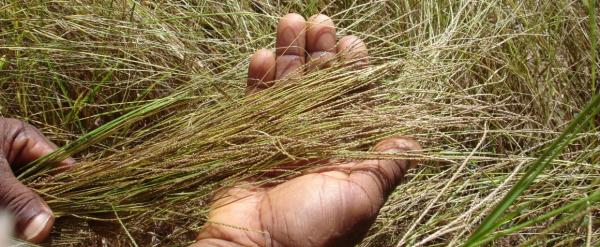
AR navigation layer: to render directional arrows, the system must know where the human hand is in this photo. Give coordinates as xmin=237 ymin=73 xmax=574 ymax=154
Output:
xmin=0 ymin=118 xmax=74 ymax=243
xmin=193 ymin=14 xmax=422 ymax=247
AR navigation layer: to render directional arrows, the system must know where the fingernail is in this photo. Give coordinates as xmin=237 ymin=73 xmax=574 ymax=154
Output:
xmin=23 ymin=212 xmax=51 ymax=242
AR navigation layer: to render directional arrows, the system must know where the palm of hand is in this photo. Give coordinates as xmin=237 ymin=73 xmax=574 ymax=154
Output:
xmin=194 ymin=14 xmax=421 ymax=247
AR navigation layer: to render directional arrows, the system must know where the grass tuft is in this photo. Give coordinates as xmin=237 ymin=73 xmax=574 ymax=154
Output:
xmin=1 ymin=0 xmax=599 ymax=246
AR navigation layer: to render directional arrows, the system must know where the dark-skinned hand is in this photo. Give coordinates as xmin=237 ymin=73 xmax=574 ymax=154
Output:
xmin=1 ymin=13 xmax=421 ymax=247
xmin=0 ymin=118 xmax=74 ymax=243
xmin=193 ymin=13 xmax=422 ymax=247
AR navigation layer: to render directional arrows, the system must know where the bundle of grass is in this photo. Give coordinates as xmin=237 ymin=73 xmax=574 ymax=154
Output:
xmin=1 ymin=0 xmax=599 ymax=246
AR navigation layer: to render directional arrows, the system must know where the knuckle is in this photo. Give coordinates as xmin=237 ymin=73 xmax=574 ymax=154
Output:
xmin=0 ymin=183 xmax=44 ymax=229
xmin=9 ymin=193 xmax=38 ymax=214
xmin=0 ymin=118 xmax=28 ymax=138
xmin=0 ymin=183 xmax=38 ymax=213
xmin=0 ymin=118 xmax=26 ymax=129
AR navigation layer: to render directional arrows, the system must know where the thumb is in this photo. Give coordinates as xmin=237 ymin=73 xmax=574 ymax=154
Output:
xmin=349 ymin=137 xmax=422 ymax=198
xmin=0 ymin=157 xmax=54 ymax=243
xmin=3 ymin=118 xmax=75 ymax=170
xmin=310 ymin=137 xmax=422 ymax=247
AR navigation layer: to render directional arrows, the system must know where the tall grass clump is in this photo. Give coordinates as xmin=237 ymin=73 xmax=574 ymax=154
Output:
xmin=1 ymin=0 xmax=598 ymax=246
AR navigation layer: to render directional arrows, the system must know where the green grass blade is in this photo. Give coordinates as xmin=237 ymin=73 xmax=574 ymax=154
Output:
xmin=472 ymin=187 xmax=600 ymax=246
xmin=464 ymin=92 xmax=600 ymax=246
xmin=17 ymin=93 xmax=188 ymax=180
